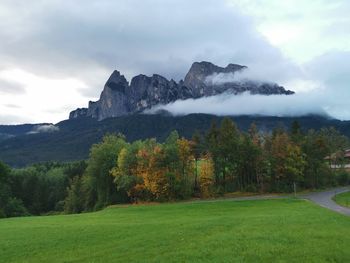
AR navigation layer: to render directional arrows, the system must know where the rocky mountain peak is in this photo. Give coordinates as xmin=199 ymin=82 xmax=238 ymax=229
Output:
xmin=69 ymin=61 xmax=295 ymax=120
xmin=226 ymin=63 xmax=247 ymax=72
xmin=105 ymin=70 xmax=128 ymax=93
xmin=184 ymin=61 xmax=246 ymax=82
xmin=183 ymin=61 xmax=247 ymax=97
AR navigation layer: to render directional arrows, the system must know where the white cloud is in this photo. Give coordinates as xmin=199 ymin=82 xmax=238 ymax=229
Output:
xmin=0 ymin=68 xmax=90 ymax=124
xmin=147 ymin=92 xmax=324 ymax=117
xmin=149 ymin=50 xmax=350 ymax=120
xmin=230 ymin=0 xmax=350 ymax=63
xmin=27 ymin=124 xmax=59 ymax=134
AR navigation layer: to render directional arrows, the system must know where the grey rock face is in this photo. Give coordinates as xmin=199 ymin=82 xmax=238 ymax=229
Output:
xmin=86 ymin=71 xmax=129 ymax=120
xmin=69 ymin=61 xmax=294 ymax=120
xmin=183 ymin=61 xmax=247 ymax=97
xmin=127 ymin=74 xmax=192 ymax=113
xmin=69 ymin=108 xmax=88 ymax=119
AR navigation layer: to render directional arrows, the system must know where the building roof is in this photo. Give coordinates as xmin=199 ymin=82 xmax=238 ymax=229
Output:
xmin=345 ymin=149 xmax=350 ymax=158
xmin=325 ymin=149 xmax=350 ymax=160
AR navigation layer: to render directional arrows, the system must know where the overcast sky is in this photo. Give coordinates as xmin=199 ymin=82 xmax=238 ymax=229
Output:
xmin=0 ymin=0 xmax=349 ymax=124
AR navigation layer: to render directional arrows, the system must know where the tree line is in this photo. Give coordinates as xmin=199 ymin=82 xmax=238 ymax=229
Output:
xmin=1 ymin=118 xmax=349 ymax=217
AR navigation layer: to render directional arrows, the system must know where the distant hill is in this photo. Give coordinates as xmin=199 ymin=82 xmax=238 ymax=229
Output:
xmin=0 ymin=113 xmax=349 ymax=167
xmin=0 ymin=123 xmax=52 ymax=141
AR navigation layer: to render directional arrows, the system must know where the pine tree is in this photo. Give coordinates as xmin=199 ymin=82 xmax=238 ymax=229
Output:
xmin=64 ymin=176 xmax=84 ymax=214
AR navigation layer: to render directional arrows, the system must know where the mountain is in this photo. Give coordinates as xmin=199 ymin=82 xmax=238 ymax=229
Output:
xmin=69 ymin=61 xmax=294 ymax=120
xmin=0 ymin=114 xmax=349 ymax=167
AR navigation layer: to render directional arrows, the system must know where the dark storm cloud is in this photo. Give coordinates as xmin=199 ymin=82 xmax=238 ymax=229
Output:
xmin=0 ymin=0 xmax=299 ymax=98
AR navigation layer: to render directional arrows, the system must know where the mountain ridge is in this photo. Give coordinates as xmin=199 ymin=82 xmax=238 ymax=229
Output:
xmin=69 ymin=61 xmax=294 ymax=120
xmin=0 ymin=123 xmax=53 ymax=141
xmin=0 ymin=113 xmax=348 ymax=167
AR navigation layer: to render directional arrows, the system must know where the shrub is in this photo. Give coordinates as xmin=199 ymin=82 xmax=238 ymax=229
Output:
xmin=336 ymin=170 xmax=349 ymax=186
xmin=5 ymin=198 xmax=29 ymax=217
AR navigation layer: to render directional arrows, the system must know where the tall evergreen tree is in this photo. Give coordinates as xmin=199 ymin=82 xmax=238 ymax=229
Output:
xmin=85 ymin=134 xmax=127 ymax=209
xmin=192 ymin=130 xmax=203 ymax=191
xmin=64 ymin=176 xmax=84 ymax=214
xmin=206 ymin=121 xmax=221 ymax=185
xmin=290 ymin=120 xmax=303 ymax=144
xmin=218 ymin=118 xmax=239 ymax=190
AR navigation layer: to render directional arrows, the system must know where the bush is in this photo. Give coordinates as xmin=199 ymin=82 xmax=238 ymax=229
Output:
xmin=244 ymin=184 xmax=257 ymax=193
xmin=5 ymin=198 xmax=29 ymax=217
xmin=0 ymin=209 xmax=5 ymax=218
xmin=336 ymin=170 xmax=349 ymax=186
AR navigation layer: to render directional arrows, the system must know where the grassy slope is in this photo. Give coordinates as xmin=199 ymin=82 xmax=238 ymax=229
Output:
xmin=334 ymin=191 xmax=350 ymax=208
xmin=0 ymin=199 xmax=349 ymax=263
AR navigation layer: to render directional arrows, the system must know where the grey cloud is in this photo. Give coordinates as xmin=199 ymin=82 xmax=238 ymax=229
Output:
xmin=0 ymin=0 xmax=296 ymax=88
xmin=0 ymin=79 xmax=26 ymax=94
xmin=303 ymin=51 xmax=350 ymax=120
xmin=149 ymin=50 xmax=350 ymax=120
xmin=205 ymin=65 xmax=299 ymax=86
xmin=0 ymin=0 xmax=349 ymax=122
xmin=305 ymin=51 xmax=350 ymax=81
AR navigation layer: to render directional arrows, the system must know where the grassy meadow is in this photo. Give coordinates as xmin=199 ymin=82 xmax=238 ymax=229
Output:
xmin=0 ymin=198 xmax=349 ymax=263
xmin=334 ymin=191 xmax=350 ymax=208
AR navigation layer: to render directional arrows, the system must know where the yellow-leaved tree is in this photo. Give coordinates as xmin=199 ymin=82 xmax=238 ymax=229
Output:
xmin=199 ymin=154 xmax=215 ymax=197
xmin=137 ymin=143 xmax=170 ymax=201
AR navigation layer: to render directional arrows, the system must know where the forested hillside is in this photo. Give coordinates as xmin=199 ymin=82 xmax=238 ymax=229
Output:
xmin=0 ymin=123 xmax=51 ymax=141
xmin=1 ymin=114 xmax=350 ymax=167
xmin=1 ymin=118 xmax=349 ymax=218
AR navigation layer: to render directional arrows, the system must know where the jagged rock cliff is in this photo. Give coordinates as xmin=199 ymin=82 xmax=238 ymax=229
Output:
xmin=69 ymin=61 xmax=294 ymax=120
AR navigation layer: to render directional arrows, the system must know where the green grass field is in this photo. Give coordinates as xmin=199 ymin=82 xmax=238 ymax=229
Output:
xmin=334 ymin=191 xmax=350 ymax=208
xmin=0 ymin=199 xmax=349 ymax=262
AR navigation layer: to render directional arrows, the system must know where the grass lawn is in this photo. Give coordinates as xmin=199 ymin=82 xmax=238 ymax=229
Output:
xmin=0 ymin=199 xmax=349 ymax=262
xmin=334 ymin=191 xmax=350 ymax=208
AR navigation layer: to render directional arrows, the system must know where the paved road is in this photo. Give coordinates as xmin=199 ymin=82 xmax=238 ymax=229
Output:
xmin=189 ymin=194 xmax=290 ymax=204
xmin=301 ymin=186 xmax=350 ymax=216
xmin=190 ymin=187 xmax=350 ymax=216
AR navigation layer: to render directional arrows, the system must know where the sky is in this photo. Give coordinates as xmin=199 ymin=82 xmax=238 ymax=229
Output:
xmin=0 ymin=0 xmax=349 ymax=124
